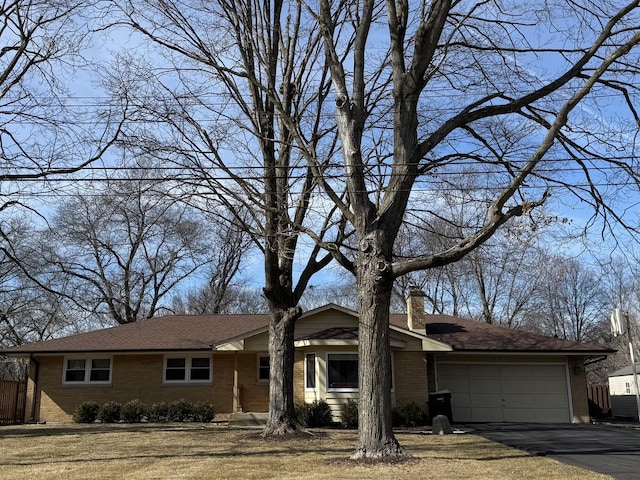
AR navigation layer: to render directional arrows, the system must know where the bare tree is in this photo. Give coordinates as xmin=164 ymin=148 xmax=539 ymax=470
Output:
xmin=173 ymin=284 xmax=267 ymax=315
xmin=463 ymin=237 xmax=543 ymax=327
xmin=41 ymin=169 xmax=238 ymax=325
xmin=530 ymin=256 xmax=608 ymax=342
xmin=312 ymin=0 xmax=640 ymax=459
xmin=107 ymin=0 xmax=342 ymax=435
xmin=0 ymin=218 xmax=81 ymax=347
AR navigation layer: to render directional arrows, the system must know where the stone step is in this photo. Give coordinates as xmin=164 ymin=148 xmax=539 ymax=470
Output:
xmin=228 ymin=412 xmax=268 ymax=427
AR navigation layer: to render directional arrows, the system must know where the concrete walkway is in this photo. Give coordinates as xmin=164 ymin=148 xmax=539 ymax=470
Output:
xmin=470 ymin=423 xmax=640 ymax=480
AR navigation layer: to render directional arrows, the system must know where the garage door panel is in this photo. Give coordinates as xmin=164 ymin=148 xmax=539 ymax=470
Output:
xmin=470 ymin=392 xmax=503 ymax=406
xmin=533 ymin=378 xmax=566 ymax=393
xmin=535 ymin=393 xmax=568 ymax=408
xmin=452 ymin=407 xmax=473 ymax=422
xmin=503 ymin=393 xmax=535 ymax=408
xmin=438 ymin=364 xmax=469 ymax=376
xmin=469 ymin=365 xmax=499 ymax=377
xmin=503 ymin=408 xmax=536 ymax=422
xmin=534 ymin=365 xmax=565 ymax=377
xmin=470 ymin=378 xmax=501 ymax=393
xmin=502 ymin=379 xmax=534 ymax=394
xmin=440 ymin=377 xmax=470 ymax=392
xmin=450 ymin=393 xmax=472 ymax=408
xmin=500 ymin=364 xmax=531 ymax=377
xmin=470 ymin=407 xmax=504 ymax=422
xmin=535 ymin=408 xmax=568 ymax=423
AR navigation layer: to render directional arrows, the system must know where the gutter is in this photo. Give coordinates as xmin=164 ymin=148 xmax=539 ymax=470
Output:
xmin=584 ymin=355 xmax=608 ymax=366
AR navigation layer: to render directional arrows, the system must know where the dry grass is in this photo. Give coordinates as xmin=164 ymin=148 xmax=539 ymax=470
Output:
xmin=0 ymin=424 xmax=612 ymax=480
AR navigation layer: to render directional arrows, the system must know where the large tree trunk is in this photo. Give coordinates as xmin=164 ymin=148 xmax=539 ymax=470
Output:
xmin=262 ymin=306 xmax=302 ymax=436
xmin=352 ymin=234 xmax=407 ymax=459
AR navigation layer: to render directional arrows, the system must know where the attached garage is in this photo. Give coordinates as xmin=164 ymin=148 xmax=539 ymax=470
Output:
xmin=436 ymin=361 xmax=571 ymax=423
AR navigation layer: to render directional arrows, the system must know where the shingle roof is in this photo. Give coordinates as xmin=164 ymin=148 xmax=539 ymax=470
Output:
xmin=1 ymin=307 xmax=614 ymax=355
xmin=390 ymin=313 xmax=613 ymax=353
xmin=2 ymin=314 xmax=270 ymax=354
xmin=296 ymin=327 xmax=359 ymax=341
xmin=609 ymin=364 xmax=640 ymax=377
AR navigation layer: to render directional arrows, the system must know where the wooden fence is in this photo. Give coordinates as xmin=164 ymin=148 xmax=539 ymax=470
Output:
xmin=0 ymin=378 xmax=27 ymax=425
xmin=587 ymin=384 xmax=611 ymax=417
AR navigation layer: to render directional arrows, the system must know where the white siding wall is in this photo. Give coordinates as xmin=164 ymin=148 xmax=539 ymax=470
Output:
xmin=609 ymin=375 xmax=638 ymax=396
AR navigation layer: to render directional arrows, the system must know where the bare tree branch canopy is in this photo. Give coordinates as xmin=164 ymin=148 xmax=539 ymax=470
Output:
xmin=0 ymin=1 xmax=125 ymax=189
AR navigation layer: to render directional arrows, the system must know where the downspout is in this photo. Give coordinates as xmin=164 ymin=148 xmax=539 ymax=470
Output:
xmin=29 ymin=354 xmax=39 ymax=423
xmin=233 ymin=351 xmax=239 ymax=413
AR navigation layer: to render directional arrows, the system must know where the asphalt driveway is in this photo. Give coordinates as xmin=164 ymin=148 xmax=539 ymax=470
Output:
xmin=470 ymin=423 xmax=640 ymax=480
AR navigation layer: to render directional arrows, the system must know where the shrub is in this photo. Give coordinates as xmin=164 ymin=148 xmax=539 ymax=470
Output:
xmin=295 ymin=402 xmax=310 ymax=425
xmin=296 ymin=400 xmax=332 ymax=427
xmin=340 ymin=399 xmax=358 ymax=428
xmin=72 ymin=400 xmax=99 ymax=423
xmin=98 ymin=401 xmax=122 ymax=423
xmin=149 ymin=402 xmax=169 ymax=422
xmin=191 ymin=401 xmax=215 ymax=423
xmin=122 ymin=399 xmax=148 ymax=423
xmin=392 ymin=402 xmax=428 ymax=427
xmin=167 ymin=398 xmax=192 ymax=422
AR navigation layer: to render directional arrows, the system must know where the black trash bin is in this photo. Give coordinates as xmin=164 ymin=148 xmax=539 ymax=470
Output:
xmin=428 ymin=390 xmax=453 ymax=424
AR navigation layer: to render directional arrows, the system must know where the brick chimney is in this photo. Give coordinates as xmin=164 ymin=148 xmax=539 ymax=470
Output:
xmin=407 ymin=286 xmax=428 ymax=333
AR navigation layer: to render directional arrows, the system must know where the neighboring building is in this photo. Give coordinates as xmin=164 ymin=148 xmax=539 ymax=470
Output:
xmin=1 ymin=292 xmax=614 ymax=424
xmin=608 ymin=364 xmax=640 ymax=419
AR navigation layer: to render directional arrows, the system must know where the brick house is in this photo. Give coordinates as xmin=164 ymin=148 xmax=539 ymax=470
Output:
xmin=1 ymin=292 xmax=613 ymax=423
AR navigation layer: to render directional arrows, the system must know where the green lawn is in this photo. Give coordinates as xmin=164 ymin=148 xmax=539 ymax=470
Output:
xmin=0 ymin=424 xmax=612 ymax=479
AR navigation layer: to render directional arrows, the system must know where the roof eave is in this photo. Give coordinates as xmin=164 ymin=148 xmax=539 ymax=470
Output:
xmin=440 ymin=349 xmax=615 ymax=356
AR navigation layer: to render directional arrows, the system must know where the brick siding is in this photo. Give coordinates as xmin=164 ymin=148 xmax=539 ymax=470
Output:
xmin=34 ymin=353 xmax=271 ymax=422
xmin=393 ymin=351 xmax=428 ymax=406
xmin=568 ymin=356 xmax=590 ymax=423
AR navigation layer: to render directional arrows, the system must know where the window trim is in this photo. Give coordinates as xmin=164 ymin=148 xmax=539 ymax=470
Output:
xmin=62 ymin=356 xmax=112 ymax=386
xmin=305 ymin=352 xmax=316 ymax=390
xmin=163 ymin=355 xmax=213 ymax=385
xmin=257 ymin=354 xmax=270 ymax=383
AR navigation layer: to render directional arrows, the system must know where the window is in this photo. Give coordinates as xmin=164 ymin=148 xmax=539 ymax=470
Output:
xmin=258 ymin=355 xmax=269 ymax=382
xmin=305 ymin=353 xmax=316 ymax=389
xmin=326 ymin=353 xmax=394 ymax=392
xmin=327 ymin=353 xmax=358 ymax=390
xmin=626 ymin=382 xmax=631 ymax=394
xmin=163 ymin=356 xmax=212 ymax=384
xmin=63 ymin=357 xmax=112 ymax=385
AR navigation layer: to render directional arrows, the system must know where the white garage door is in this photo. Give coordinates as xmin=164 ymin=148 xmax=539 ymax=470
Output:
xmin=436 ymin=363 xmax=570 ymax=423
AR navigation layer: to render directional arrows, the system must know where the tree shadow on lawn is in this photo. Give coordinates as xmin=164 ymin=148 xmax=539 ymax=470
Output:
xmin=0 ymin=444 xmax=356 ymax=468
xmin=0 ymin=423 xmax=223 ymax=439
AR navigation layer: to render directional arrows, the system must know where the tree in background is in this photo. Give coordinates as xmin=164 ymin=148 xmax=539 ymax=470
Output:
xmin=173 ymin=283 xmax=266 ymax=315
xmin=40 ymin=167 xmax=248 ymax=325
xmin=0 ymin=218 xmax=81 ymax=347
xmin=529 ymin=256 xmax=608 ymax=342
